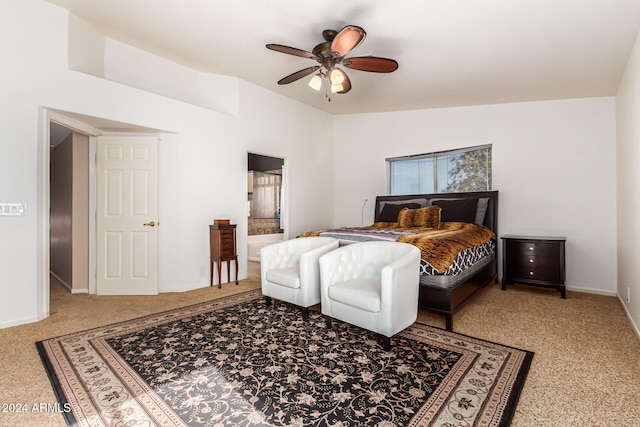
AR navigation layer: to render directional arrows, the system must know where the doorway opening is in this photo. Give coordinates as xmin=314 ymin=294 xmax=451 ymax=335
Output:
xmin=247 ymin=153 xmax=286 ymax=264
xmin=49 ymin=122 xmax=91 ymax=294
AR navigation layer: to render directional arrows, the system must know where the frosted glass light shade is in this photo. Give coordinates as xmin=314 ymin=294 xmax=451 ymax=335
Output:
xmin=330 ymin=69 xmax=345 ymax=84
xmin=308 ymin=75 xmax=322 ymax=90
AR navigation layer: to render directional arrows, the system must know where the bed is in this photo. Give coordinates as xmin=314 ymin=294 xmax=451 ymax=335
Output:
xmin=300 ymin=191 xmax=498 ymax=330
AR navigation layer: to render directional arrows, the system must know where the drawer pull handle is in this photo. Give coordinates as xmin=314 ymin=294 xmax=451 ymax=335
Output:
xmin=529 ymin=247 xmax=534 ymax=251
xmin=529 ymin=271 xmax=534 ymax=276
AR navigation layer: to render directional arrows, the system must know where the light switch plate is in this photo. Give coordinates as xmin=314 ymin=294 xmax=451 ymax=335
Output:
xmin=0 ymin=203 xmax=26 ymax=216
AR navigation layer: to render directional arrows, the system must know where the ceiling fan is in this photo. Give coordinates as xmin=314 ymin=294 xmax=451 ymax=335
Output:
xmin=266 ymin=25 xmax=398 ymax=96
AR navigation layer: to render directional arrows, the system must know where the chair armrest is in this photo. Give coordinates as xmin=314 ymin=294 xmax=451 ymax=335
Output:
xmin=300 ymin=240 xmax=340 ymax=281
xmin=380 ymin=246 xmax=420 ymax=315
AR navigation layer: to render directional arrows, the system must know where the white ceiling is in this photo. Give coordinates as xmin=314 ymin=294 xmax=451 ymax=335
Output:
xmin=49 ymin=0 xmax=640 ymax=115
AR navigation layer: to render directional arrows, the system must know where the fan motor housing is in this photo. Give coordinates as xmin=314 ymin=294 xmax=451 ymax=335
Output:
xmin=312 ymin=41 xmax=333 ymax=59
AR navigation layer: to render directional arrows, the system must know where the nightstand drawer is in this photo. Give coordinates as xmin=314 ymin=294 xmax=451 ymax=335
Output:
xmin=505 ymin=263 xmax=563 ymax=283
xmin=505 ymin=240 xmax=559 ymax=257
xmin=507 ymin=254 xmax=558 ymax=270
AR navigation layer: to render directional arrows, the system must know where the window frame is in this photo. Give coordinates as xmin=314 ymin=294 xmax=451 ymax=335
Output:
xmin=387 ymin=144 xmax=492 ymax=195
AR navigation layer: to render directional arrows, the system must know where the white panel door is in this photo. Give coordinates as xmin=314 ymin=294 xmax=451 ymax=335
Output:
xmin=96 ymin=136 xmax=159 ymax=295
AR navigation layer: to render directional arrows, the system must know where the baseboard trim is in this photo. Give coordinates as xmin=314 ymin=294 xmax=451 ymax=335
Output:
xmin=161 ymin=274 xmax=248 ymax=293
xmin=0 ymin=312 xmax=48 ymax=329
xmin=50 ymin=272 xmax=71 ymax=291
xmin=617 ymin=294 xmax=640 ymax=342
xmin=161 ymin=283 xmax=207 ymax=293
xmin=565 ymin=285 xmax=616 ymax=297
xmin=50 ymin=272 xmax=89 ymax=294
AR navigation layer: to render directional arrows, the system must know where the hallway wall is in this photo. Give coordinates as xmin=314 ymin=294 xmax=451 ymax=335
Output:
xmin=49 ymin=131 xmax=89 ymax=293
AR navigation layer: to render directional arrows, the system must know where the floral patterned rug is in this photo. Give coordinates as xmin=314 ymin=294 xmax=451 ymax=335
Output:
xmin=37 ymin=290 xmax=533 ymax=426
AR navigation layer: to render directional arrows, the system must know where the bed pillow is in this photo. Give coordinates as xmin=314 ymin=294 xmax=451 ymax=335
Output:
xmin=474 ymin=198 xmax=490 ymax=226
xmin=378 ymin=202 xmax=422 ymax=222
xmin=432 ymin=198 xmax=478 ymax=223
xmin=398 ymin=206 xmax=441 ymax=228
xmin=378 ymin=198 xmax=428 ymax=215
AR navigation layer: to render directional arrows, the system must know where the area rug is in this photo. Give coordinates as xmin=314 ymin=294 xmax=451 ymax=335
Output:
xmin=37 ymin=289 xmax=533 ymax=426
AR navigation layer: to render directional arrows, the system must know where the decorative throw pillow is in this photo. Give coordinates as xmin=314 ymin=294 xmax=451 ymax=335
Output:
xmin=398 ymin=205 xmax=441 ymax=228
xmin=378 ymin=202 xmax=421 ymax=222
xmin=397 ymin=208 xmax=415 ymax=228
xmin=412 ymin=205 xmax=441 ymax=228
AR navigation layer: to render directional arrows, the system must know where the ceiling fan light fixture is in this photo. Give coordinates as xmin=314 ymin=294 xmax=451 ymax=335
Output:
xmin=330 ymin=69 xmax=345 ymax=84
xmin=308 ymin=74 xmax=322 ymax=91
xmin=267 ymin=25 xmax=397 ymax=99
xmin=331 ymin=82 xmax=344 ymax=93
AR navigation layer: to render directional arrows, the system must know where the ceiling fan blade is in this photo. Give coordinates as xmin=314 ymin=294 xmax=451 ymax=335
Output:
xmin=277 ymin=66 xmax=320 ymax=85
xmin=266 ymin=44 xmax=319 ymax=61
xmin=336 ymin=70 xmax=352 ymax=94
xmin=331 ymin=25 xmax=366 ymax=57
xmin=344 ymin=56 xmax=399 ymax=73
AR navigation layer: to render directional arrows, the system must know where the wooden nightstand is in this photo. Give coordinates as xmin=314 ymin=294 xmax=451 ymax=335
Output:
xmin=209 ymin=222 xmax=238 ymax=288
xmin=501 ymin=235 xmax=566 ymax=298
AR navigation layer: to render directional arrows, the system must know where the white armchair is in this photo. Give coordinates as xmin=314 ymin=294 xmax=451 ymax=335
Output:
xmin=261 ymin=237 xmax=339 ymax=319
xmin=319 ymin=241 xmax=421 ymax=350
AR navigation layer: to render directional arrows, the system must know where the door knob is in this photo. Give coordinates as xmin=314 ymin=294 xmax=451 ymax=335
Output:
xmin=143 ymin=221 xmax=156 ymax=227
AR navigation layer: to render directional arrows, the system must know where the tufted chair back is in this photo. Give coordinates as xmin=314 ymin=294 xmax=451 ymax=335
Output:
xmin=321 ymin=241 xmax=417 ymax=284
xmin=260 ymin=237 xmax=339 ymax=317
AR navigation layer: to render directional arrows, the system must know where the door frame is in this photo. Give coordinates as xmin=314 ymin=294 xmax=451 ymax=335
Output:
xmin=247 ymin=151 xmax=289 ymax=242
xmin=38 ymin=109 xmax=102 ymax=319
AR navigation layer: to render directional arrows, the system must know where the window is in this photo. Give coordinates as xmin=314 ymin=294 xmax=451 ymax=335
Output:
xmin=388 ymin=145 xmax=492 ymax=195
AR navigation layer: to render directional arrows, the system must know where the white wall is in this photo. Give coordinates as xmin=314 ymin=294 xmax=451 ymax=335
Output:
xmin=333 ymin=98 xmax=618 ymax=295
xmin=616 ymin=29 xmax=640 ymax=333
xmin=236 ymin=81 xmax=335 ymax=238
xmin=0 ymin=0 xmax=333 ymax=328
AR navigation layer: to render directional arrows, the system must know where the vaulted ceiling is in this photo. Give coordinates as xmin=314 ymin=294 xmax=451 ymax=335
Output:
xmin=49 ymin=0 xmax=640 ymax=115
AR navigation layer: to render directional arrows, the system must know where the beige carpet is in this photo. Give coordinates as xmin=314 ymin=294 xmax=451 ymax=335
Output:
xmin=1 ymin=262 xmax=639 ymax=426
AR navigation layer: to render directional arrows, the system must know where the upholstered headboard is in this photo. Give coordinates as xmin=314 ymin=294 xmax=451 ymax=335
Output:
xmin=374 ymin=191 xmax=499 ymax=235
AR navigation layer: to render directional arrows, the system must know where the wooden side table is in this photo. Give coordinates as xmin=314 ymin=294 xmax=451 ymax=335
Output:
xmin=209 ymin=222 xmax=238 ymax=288
xmin=501 ymin=235 xmax=566 ymax=298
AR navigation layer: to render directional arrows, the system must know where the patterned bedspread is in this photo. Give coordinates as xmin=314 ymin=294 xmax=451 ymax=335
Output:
xmin=312 ymin=228 xmax=416 ymax=244
xmin=300 ymin=222 xmax=496 ymax=275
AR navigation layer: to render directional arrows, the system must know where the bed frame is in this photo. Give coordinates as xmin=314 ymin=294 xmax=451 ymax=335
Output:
xmin=374 ymin=191 xmax=499 ymax=331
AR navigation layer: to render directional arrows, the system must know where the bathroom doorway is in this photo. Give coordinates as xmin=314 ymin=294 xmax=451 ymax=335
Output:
xmin=247 ymin=153 xmax=286 ymax=263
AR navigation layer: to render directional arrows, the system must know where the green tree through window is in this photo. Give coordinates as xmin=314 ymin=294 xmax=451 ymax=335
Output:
xmin=443 ymin=147 xmax=492 ymax=192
